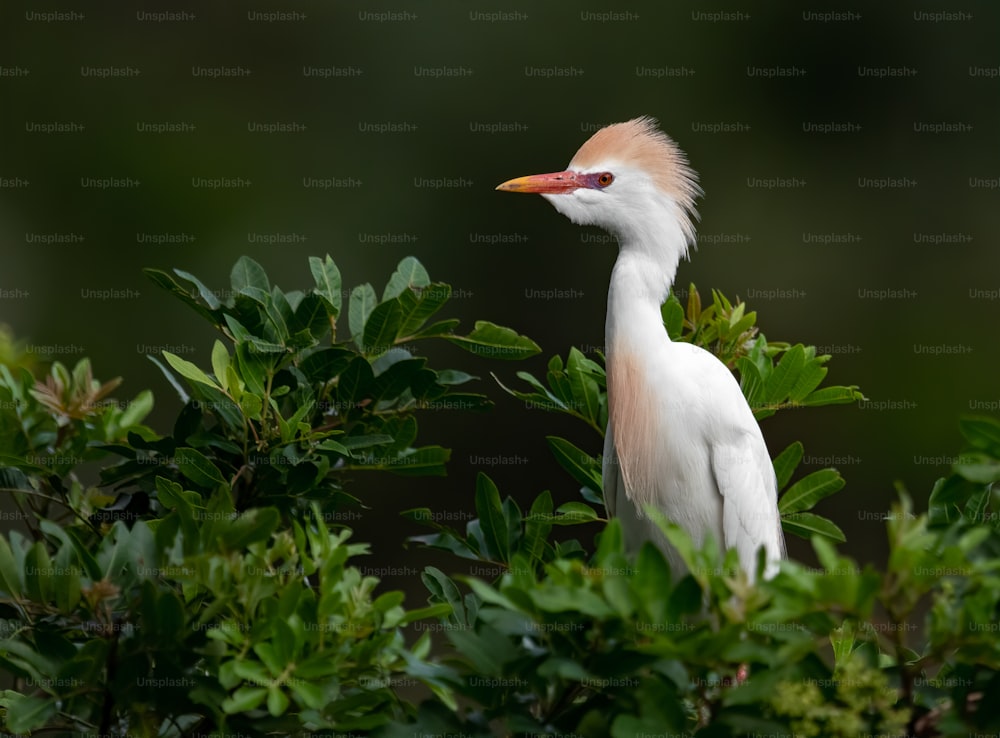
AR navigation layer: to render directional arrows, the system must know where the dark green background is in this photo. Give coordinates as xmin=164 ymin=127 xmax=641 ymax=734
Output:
xmin=2 ymin=2 xmax=998 ymax=575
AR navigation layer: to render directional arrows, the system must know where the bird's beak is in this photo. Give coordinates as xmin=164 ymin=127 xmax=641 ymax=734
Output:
xmin=496 ymin=171 xmax=583 ymax=194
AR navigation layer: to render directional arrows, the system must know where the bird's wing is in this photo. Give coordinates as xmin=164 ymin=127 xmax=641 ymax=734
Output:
xmin=602 ymin=423 xmax=619 ymax=518
xmin=710 ymin=433 xmax=786 ymax=579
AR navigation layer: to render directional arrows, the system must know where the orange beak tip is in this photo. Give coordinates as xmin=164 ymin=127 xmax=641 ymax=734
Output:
xmin=496 ymin=176 xmax=532 ymax=193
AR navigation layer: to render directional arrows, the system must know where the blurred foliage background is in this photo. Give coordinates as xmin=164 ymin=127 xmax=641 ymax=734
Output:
xmin=1 ymin=1 xmax=998 ymax=576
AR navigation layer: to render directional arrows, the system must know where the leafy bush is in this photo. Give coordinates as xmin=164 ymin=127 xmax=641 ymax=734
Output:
xmin=0 ymin=255 xmax=536 ymax=735
xmin=392 ymin=473 xmax=1000 ymax=736
xmin=1 ymin=257 xmax=997 ymax=738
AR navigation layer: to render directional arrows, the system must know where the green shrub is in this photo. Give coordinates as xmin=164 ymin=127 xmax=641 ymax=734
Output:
xmin=0 ymin=255 xmax=535 ymax=736
xmin=1 ymin=256 xmax=997 ymax=738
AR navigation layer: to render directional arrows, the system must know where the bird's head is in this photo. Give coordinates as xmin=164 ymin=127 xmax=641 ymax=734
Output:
xmin=497 ymin=117 xmax=702 ymax=250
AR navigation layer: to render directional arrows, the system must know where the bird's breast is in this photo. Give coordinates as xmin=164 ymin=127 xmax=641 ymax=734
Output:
xmin=606 ymin=342 xmax=662 ymax=510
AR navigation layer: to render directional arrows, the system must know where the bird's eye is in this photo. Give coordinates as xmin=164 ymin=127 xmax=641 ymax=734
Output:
xmin=597 ymin=172 xmax=614 ymax=187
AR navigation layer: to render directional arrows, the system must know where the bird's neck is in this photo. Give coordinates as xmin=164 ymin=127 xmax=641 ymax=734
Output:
xmin=606 ymin=221 xmax=689 ymax=352
xmin=604 ymin=231 xmax=687 ymax=507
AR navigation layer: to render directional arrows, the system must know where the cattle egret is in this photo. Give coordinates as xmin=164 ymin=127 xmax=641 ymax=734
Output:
xmin=497 ymin=117 xmax=785 ymax=581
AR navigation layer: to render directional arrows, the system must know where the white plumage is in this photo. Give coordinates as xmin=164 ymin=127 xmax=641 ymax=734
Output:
xmin=498 ymin=117 xmax=785 ymax=580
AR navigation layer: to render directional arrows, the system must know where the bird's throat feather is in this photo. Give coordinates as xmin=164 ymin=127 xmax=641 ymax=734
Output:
xmin=607 ymin=345 xmax=659 ymax=510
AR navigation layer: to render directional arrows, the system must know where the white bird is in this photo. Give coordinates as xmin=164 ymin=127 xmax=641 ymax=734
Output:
xmin=497 ymin=116 xmax=784 ymax=581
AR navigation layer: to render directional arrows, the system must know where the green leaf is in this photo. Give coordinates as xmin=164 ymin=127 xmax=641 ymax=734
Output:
xmin=263 ymin=288 xmax=291 ymax=343
xmin=298 ymin=347 xmax=353 ymax=383
xmin=372 ymin=358 xmax=427 ymax=403
xmin=118 ymin=389 xmax=154 ymax=428
xmin=778 ymin=469 xmax=844 ymax=515
xmin=223 ymin=686 xmax=268 ymax=714
xmin=148 ymin=356 xmax=189 ymax=401
xmin=224 ymin=314 xmax=253 ymax=343
xmin=781 ymin=511 xmax=846 ymax=542
xmin=349 ymin=283 xmax=377 ymax=345
xmin=289 ymin=680 xmax=327 ymax=710
xmin=447 ymin=624 xmax=516 ymax=675
xmin=633 ymin=542 xmax=672 ymax=622
xmin=553 ymin=502 xmax=599 ymax=525
xmin=218 ymin=508 xmax=280 ymax=550
xmin=788 ymin=359 xmax=828 ymax=402
xmin=737 ymin=356 xmax=765 ymax=407
xmin=51 ymin=528 xmax=99 ymax=584
xmin=360 ymin=446 xmax=451 ymax=477
xmin=410 ymin=530 xmax=480 ymax=560
xmin=522 ymin=491 xmax=553 ymax=564
xmin=502 ymin=498 xmax=522 ymax=563
xmin=0 ymin=536 xmax=23 ymax=596
xmin=646 ymin=508 xmax=698 ymax=573
xmin=494 ymin=369 xmax=568 ymax=415
xmin=953 ymin=451 xmax=1000 ymax=484
xmin=772 ymin=441 xmax=804 ymax=490
xmin=230 ymin=659 xmax=270 ymax=686
xmin=966 ymin=488 xmax=995 ymax=526
xmin=566 ymin=347 xmax=601 ymax=425
xmin=211 ymin=340 xmax=231 ymax=388
xmin=959 ymin=415 xmax=1000 ymax=458
xmin=271 ymin=619 xmax=296 ymax=665
xmin=3 ymin=692 xmax=57 ymax=734
xmin=309 ymin=254 xmax=342 ymax=316
xmin=830 ymin=621 xmax=857 ymax=667
xmin=475 ymin=473 xmax=509 ymax=561
xmin=240 ymin=393 xmax=263 ymax=420
xmin=528 ymin=584 xmax=613 ymax=617
xmin=293 ymin=648 xmax=341 ymax=679
xmin=176 ymin=446 xmax=227 ymax=488
xmin=53 ymin=561 xmax=82 ymax=613
xmin=461 ymin=576 xmax=520 ymax=611
xmin=340 ymin=433 xmax=394 ymax=450
xmin=384 ymin=256 xmax=431 ymax=300
xmin=546 ymin=354 xmax=572 ymax=404
xmin=24 ymin=541 xmax=54 ymax=602
xmin=234 ymin=344 xmax=268 ymax=398
xmin=173 ymin=267 xmax=222 ymax=308
xmin=436 ymin=369 xmax=475 ymax=386
xmin=662 ymin=294 xmax=684 ymax=340
xmin=538 ymin=656 xmax=594 ymax=681
xmin=0 ymin=638 xmax=57 ymax=686
xmin=595 ymin=514 xmax=623 ymax=562
xmin=162 ymin=351 xmax=219 ymax=390
xmin=409 ymin=318 xmax=461 ymax=340
xmin=686 ymin=283 xmax=702 ymax=323
xmin=231 ymin=255 xmax=270 ymax=294
xmin=363 ymin=300 xmax=404 ymax=357
xmin=373 ymin=590 xmax=406 ymax=614
xmin=143 ymin=268 xmax=219 ymax=323
xmin=445 ymin=321 xmax=541 ymax=360
xmin=399 ymin=602 xmax=453 ymax=625
xmin=927 ymin=474 xmax=982 ymax=527
xmin=0 ymin=466 xmax=34 ymax=492
xmin=546 ymin=436 xmax=602 ymax=493
xmin=338 ymin=357 xmax=375 ymax=407
xmin=801 ymin=385 xmax=863 ymax=407
xmin=293 ymin=291 xmax=330 ymax=339
xmin=398 ymin=282 xmax=451 ymax=336
xmin=422 ymin=566 xmax=465 ymax=613
xmin=811 ymin=533 xmax=841 ymax=572
xmin=763 ymin=344 xmax=805 ymax=402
